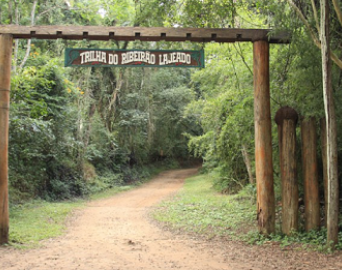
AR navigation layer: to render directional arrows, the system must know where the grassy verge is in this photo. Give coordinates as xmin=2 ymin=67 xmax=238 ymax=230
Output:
xmin=8 ymin=200 xmax=83 ymax=248
xmin=152 ymin=170 xmax=257 ymax=238
xmin=6 ymin=161 xmax=179 ymax=249
xmin=152 ymin=171 xmax=342 ymax=252
xmin=8 ymin=185 xmax=133 ymax=248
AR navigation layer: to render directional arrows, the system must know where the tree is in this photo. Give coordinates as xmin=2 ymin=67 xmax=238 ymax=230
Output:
xmin=286 ymin=0 xmax=342 ymax=69
xmin=320 ymin=0 xmax=339 ymax=247
xmin=282 ymin=0 xmax=340 ymax=249
xmin=185 ymin=42 xmax=256 ymax=193
xmin=256 ymin=0 xmax=341 ymax=247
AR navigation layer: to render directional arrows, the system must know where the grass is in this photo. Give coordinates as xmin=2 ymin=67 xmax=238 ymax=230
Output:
xmin=7 ymin=168 xmax=342 ymax=252
xmin=8 ymin=200 xmax=84 ymax=248
xmin=152 ymin=171 xmax=342 ymax=252
xmin=7 ymin=185 xmax=133 ymax=249
xmin=152 ymin=171 xmax=257 ymax=238
xmin=242 ymin=225 xmax=342 ymax=252
xmin=5 ymin=161 xmax=179 ymax=249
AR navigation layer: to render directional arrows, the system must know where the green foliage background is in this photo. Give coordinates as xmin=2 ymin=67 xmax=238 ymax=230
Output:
xmin=5 ymin=0 xmax=202 ymax=202
xmin=3 ymin=0 xmax=342 ymax=217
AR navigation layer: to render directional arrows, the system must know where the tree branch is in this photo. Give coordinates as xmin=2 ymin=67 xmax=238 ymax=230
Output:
xmin=30 ymin=0 xmax=37 ymax=25
xmin=37 ymin=6 xmax=75 ymax=19
xmin=310 ymin=0 xmax=320 ymax=35
xmin=8 ymin=0 xmax=13 ymax=24
xmin=233 ymin=43 xmax=253 ymax=75
xmin=122 ymin=41 xmax=129 ymax=50
xmin=19 ymin=0 xmax=37 ymax=69
xmin=330 ymin=51 xmax=342 ymax=69
xmin=13 ymin=0 xmax=19 ymax=72
xmin=332 ymin=0 xmax=342 ymax=27
xmin=287 ymin=0 xmax=321 ymax=47
xmin=287 ymin=0 xmax=342 ymax=70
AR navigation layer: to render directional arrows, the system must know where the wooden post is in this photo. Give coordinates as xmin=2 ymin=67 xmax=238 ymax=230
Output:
xmin=301 ymin=117 xmax=320 ymax=231
xmin=0 ymin=34 xmax=12 ymax=245
xmin=275 ymin=107 xmax=299 ymax=235
xmin=253 ymin=40 xmax=275 ymax=235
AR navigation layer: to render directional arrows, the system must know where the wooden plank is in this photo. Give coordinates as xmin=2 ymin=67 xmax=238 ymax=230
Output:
xmin=0 ymin=25 xmax=290 ymax=43
xmin=65 ymin=48 xmax=205 ymax=68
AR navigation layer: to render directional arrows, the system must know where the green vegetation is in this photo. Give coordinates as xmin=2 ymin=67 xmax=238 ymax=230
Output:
xmin=8 ymin=185 xmax=134 ymax=248
xmin=244 ymin=229 xmax=342 ymax=252
xmin=6 ymin=1 xmax=201 ymax=204
xmin=153 ymin=171 xmax=256 ymax=238
xmin=7 ymin=160 xmax=178 ymax=248
xmin=2 ymin=0 xmax=342 ymax=248
xmin=8 ymin=200 xmax=83 ymax=248
xmin=153 ymin=172 xmax=342 ymax=251
xmin=89 ymin=160 xmax=179 ymax=200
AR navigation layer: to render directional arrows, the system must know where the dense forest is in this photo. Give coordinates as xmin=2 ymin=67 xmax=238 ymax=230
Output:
xmin=2 ymin=0 xmax=342 ymax=245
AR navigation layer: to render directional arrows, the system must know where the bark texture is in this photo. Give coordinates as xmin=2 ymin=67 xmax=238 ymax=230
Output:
xmin=0 ymin=34 xmax=12 ymax=245
xmin=301 ymin=117 xmax=320 ymax=232
xmin=275 ymin=107 xmax=299 ymax=235
xmin=320 ymin=0 xmax=339 ymax=247
xmin=253 ymin=40 xmax=275 ymax=235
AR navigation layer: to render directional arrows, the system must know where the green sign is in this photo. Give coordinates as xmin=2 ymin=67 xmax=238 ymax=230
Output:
xmin=65 ymin=48 xmax=204 ymax=68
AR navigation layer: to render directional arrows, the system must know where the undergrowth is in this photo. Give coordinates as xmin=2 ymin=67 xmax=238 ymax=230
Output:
xmin=152 ymin=170 xmax=256 ymax=238
xmin=6 ymin=161 xmax=180 ymax=248
xmin=152 ymin=171 xmax=342 ymax=252
xmin=244 ymin=228 xmax=342 ymax=252
xmin=7 ymin=184 xmax=136 ymax=248
xmin=86 ymin=159 xmax=180 ymax=196
xmin=8 ymin=200 xmax=83 ymax=248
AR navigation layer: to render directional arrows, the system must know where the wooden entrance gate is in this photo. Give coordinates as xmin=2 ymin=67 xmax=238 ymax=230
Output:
xmin=0 ymin=25 xmax=289 ymax=243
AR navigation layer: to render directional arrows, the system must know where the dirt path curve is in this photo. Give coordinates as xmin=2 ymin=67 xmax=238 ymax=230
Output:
xmin=1 ymin=168 xmax=342 ymax=270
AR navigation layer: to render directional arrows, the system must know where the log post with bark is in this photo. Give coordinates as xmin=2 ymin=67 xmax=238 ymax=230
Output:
xmin=275 ymin=107 xmax=299 ymax=235
xmin=301 ymin=117 xmax=320 ymax=232
xmin=253 ymin=40 xmax=275 ymax=235
xmin=0 ymin=34 xmax=13 ymax=245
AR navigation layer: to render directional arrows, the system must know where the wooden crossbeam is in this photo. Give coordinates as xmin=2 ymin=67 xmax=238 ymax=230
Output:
xmin=0 ymin=25 xmax=290 ymax=43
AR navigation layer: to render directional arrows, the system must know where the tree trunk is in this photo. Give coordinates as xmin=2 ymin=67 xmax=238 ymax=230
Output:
xmin=0 ymin=34 xmax=13 ymax=245
xmin=241 ymin=144 xmax=254 ymax=184
xmin=253 ymin=40 xmax=275 ymax=235
xmin=275 ymin=107 xmax=299 ymax=235
xmin=320 ymin=0 xmax=339 ymax=247
xmin=13 ymin=1 xmax=19 ymax=73
xmin=8 ymin=1 xmax=13 ymax=24
xmin=301 ymin=117 xmax=320 ymax=231
xmin=320 ymin=118 xmax=328 ymax=226
xmin=83 ymin=103 xmax=96 ymax=149
xmin=19 ymin=0 xmax=38 ymax=69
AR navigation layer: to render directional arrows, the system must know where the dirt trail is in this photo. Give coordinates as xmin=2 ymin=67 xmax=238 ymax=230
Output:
xmin=1 ymin=168 xmax=342 ymax=270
